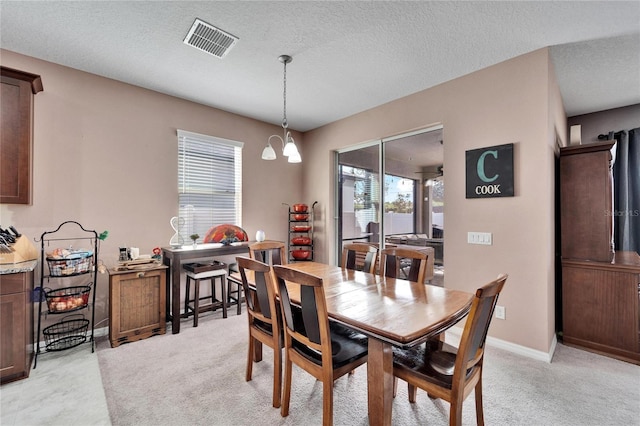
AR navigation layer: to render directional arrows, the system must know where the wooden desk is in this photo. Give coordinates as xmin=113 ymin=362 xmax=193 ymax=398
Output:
xmin=233 ymin=261 xmax=472 ymax=425
xmin=162 ymin=243 xmax=250 ymax=334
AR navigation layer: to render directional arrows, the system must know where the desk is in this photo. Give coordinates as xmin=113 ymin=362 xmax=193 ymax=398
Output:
xmin=162 ymin=243 xmax=250 ymax=334
xmin=232 ymin=261 xmax=472 ymax=426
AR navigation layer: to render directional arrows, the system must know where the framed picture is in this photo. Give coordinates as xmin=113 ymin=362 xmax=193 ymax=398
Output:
xmin=465 ymin=143 xmax=514 ymax=198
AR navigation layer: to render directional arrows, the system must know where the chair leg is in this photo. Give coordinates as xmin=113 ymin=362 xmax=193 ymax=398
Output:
xmin=193 ymin=278 xmax=200 ymax=327
xmin=281 ymin=355 xmax=292 ymax=418
xmin=245 ymin=331 xmax=254 ymax=382
xmin=475 ymin=375 xmax=485 ymax=426
xmin=408 ymin=383 xmax=418 ymax=403
xmin=449 ymin=399 xmax=463 ymax=426
xmin=272 ymin=347 xmax=282 ymax=408
xmin=393 ymin=377 xmax=398 ymax=398
xmin=322 ymin=378 xmax=334 ymax=426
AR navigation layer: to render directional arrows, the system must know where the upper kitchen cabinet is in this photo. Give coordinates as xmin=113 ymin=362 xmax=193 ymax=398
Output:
xmin=1 ymin=67 xmax=43 ymax=205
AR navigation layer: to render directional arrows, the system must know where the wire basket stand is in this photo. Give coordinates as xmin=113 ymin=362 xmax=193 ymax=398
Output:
xmin=34 ymin=221 xmax=99 ymax=368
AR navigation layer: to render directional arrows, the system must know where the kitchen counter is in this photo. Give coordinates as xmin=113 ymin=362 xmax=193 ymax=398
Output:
xmin=0 ymin=260 xmax=37 ymax=274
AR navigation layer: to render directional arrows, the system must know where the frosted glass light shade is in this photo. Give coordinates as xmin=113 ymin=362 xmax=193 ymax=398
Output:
xmin=283 ymin=133 xmax=298 ymax=157
xmin=288 ymin=150 xmax=302 ymax=163
xmin=261 ymin=143 xmax=277 ymax=160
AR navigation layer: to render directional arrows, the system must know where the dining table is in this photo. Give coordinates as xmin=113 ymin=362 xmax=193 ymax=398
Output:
xmin=231 ymin=261 xmax=473 ymax=426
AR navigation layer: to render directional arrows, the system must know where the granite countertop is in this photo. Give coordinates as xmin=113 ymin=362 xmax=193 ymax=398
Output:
xmin=0 ymin=260 xmax=38 ymax=274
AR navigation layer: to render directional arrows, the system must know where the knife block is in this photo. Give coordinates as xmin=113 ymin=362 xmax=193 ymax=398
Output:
xmin=0 ymin=235 xmax=38 ymax=264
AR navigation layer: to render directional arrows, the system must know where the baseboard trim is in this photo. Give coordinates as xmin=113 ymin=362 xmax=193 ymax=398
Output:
xmin=445 ymin=327 xmax=557 ymax=363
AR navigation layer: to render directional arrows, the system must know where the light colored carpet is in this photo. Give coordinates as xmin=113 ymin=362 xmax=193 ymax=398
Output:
xmin=96 ymin=310 xmax=640 ymax=426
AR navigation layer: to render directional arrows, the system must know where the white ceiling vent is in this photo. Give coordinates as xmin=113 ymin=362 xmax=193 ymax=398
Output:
xmin=183 ymin=18 xmax=238 ymax=59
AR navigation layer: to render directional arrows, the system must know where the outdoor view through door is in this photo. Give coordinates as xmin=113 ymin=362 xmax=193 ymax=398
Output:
xmin=337 ymin=126 xmax=445 ymax=273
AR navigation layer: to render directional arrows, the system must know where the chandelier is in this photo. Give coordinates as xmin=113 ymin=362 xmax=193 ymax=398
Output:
xmin=261 ymin=55 xmax=301 ymax=163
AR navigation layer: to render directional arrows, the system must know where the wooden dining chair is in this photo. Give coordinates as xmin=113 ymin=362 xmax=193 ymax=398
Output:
xmin=227 ymin=241 xmax=287 ymax=315
xmin=341 ymin=243 xmax=378 ymax=274
xmin=392 ymin=274 xmax=508 ymax=426
xmin=236 ymin=256 xmax=283 ymax=408
xmin=272 ymin=265 xmax=369 ymax=426
xmin=249 ymin=241 xmax=287 ymax=265
xmin=379 ymin=247 xmax=428 ymax=284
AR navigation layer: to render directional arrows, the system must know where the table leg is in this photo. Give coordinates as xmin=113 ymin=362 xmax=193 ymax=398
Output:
xmin=367 ymin=338 xmax=394 ymax=426
xmin=171 ymin=260 xmax=181 ymax=334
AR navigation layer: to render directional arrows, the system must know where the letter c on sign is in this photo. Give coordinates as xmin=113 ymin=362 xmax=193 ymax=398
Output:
xmin=477 ymin=150 xmax=499 ymax=183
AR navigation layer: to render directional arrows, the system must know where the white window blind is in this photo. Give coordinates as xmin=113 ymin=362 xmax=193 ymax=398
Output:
xmin=177 ymin=130 xmax=243 ymax=243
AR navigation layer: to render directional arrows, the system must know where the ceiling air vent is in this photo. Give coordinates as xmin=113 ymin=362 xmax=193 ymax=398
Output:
xmin=183 ymin=18 xmax=238 ymax=59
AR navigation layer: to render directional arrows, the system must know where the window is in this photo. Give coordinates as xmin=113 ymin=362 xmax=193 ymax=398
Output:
xmin=384 ymin=174 xmax=415 ymax=235
xmin=177 ymin=130 xmax=243 ymax=243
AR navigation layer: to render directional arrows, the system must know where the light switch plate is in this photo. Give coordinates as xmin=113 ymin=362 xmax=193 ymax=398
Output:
xmin=467 ymin=232 xmax=492 ymax=245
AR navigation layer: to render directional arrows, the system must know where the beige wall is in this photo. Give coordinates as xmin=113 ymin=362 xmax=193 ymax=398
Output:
xmin=1 ymin=49 xmax=302 ymax=326
xmin=303 ymin=48 xmax=566 ymax=354
xmin=2 ymin=47 xmax=566 ymax=355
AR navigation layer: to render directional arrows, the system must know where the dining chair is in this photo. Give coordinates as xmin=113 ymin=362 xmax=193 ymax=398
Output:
xmin=227 ymin=241 xmax=287 ymax=315
xmin=379 ymin=247 xmax=428 ymax=284
xmin=341 ymin=243 xmax=378 ymax=274
xmin=272 ymin=265 xmax=369 ymax=426
xmin=248 ymin=240 xmax=287 ymax=265
xmin=392 ymin=274 xmax=508 ymax=426
xmin=236 ymin=256 xmax=283 ymax=408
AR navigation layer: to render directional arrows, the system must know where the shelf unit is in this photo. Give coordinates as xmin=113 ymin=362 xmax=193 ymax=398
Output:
xmin=34 ymin=221 xmax=99 ymax=368
xmin=286 ymin=201 xmax=318 ymax=263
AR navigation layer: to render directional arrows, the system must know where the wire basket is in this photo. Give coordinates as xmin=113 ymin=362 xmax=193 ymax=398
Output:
xmin=44 ymin=285 xmax=91 ymax=313
xmin=46 ymin=251 xmax=93 ymax=276
xmin=43 ymin=314 xmax=89 ymax=351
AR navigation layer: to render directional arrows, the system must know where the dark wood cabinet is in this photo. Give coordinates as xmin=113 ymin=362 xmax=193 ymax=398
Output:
xmin=0 ymin=67 xmax=43 ymax=205
xmin=562 ymin=254 xmax=640 ymax=364
xmin=109 ymin=266 xmax=166 ymax=347
xmin=0 ymin=270 xmax=34 ymax=384
xmin=559 ymin=141 xmax=614 ymax=263
xmin=560 ymin=141 xmax=640 ymax=365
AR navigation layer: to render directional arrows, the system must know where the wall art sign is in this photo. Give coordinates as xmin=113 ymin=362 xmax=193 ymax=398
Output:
xmin=465 ymin=143 xmax=514 ymax=198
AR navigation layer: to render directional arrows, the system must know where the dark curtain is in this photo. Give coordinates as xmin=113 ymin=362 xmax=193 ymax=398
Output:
xmin=611 ymin=127 xmax=640 ymax=254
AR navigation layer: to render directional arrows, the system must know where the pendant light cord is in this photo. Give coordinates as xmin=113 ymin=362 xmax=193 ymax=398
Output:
xmin=282 ymin=59 xmax=288 ymax=131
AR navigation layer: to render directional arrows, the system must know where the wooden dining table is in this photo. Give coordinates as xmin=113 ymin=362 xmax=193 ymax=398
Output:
xmin=232 ymin=261 xmax=473 ymax=426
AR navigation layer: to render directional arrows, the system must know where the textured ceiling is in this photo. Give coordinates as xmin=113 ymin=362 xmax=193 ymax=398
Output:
xmin=1 ymin=1 xmax=639 ymax=132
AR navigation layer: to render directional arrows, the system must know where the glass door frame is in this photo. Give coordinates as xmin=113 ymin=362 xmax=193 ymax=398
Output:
xmin=334 ymin=125 xmax=443 ymax=265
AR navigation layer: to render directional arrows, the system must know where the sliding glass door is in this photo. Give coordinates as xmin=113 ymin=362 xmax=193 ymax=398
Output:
xmin=336 ymin=126 xmax=443 ymax=265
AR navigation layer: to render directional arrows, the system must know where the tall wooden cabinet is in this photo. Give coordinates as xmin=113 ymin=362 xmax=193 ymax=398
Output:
xmin=560 ymin=141 xmax=640 ymax=365
xmin=0 ymin=67 xmax=43 ymax=205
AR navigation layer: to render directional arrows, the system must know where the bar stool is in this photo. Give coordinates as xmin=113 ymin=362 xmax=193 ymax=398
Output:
xmin=184 ymin=267 xmax=227 ymax=326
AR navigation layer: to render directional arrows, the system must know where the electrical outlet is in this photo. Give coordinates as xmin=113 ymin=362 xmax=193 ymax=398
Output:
xmin=495 ymin=305 xmax=506 ymax=320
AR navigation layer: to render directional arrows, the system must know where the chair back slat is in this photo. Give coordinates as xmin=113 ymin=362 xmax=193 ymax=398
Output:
xmin=237 ymin=256 xmax=275 ymax=320
xmin=300 ymin=285 xmax=321 ymax=344
xmin=380 ymin=247 xmax=428 ymax=284
xmin=342 ymin=243 xmax=378 ymax=274
xmin=249 ymin=241 xmax=287 ymax=265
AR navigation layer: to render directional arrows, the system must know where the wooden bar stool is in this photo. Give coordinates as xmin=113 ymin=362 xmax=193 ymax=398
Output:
xmin=183 ymin=265 xmax=228 ymax=326
xmin=226 ymin=273 xmax=243 ymax=315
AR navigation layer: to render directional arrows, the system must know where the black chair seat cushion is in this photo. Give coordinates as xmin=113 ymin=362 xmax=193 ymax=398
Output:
xmin=292 ymin=321 xmax=368 ymax=369
xmin=254 ymin=305 xmax=304 ymax=347
xmin=393 ymin=341 xmax=473 ymax=390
